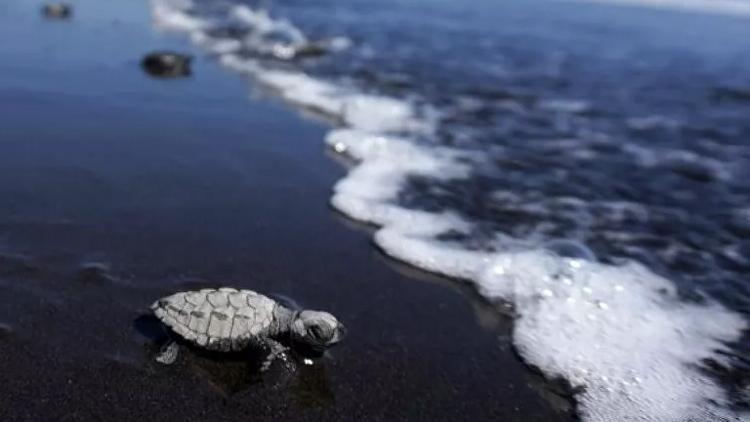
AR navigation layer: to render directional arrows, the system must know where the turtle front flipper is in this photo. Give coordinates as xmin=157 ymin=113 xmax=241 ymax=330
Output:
xmin=156 ymin=341 xmax=180 ymax=365
xmin=259 ymin=338 xmax=289 ymax=373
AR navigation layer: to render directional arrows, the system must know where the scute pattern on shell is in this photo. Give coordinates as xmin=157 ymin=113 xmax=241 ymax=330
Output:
xmin=152 ymin=288 xmax=277 ymax=352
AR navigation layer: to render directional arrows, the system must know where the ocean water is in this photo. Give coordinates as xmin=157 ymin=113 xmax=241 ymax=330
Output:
xmin=149 ymin=0 xmax=749 ymax=420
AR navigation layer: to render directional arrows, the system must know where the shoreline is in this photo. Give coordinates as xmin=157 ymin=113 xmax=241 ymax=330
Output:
xmin=0 ymin=0 xmax=572 ymax=420
xmin=152 ymin=1 xmax=748 ymax=420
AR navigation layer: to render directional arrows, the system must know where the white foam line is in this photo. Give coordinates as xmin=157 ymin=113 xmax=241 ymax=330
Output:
xmin=148 ymin=1 xmax=748 ymax=420
xmin=151 ymin=0 xmax=211 ymax=31
xmin=378 ymin=235 xmax=745 ymax=421
xmin=327 ymin=128 xmax=745 ymax=422
xmin=230 ymin=5 xmax=307 ymax=44
xmin=221 ymin=55 xmax=432 ymax=133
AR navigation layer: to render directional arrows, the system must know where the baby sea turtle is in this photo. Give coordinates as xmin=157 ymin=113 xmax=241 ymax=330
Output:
xmin=141 ymin=51 xmax=192 ymax=78
xmin=41 ymin=3 xmax=72 ymax=19
xmin=151 ymin=288 xmax=345 ymax=371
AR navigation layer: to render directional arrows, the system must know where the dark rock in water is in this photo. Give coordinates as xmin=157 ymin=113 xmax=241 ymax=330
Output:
xmin=141 ymin=52 xmax=192 ymax=78
xmin=271 ymin=41 xmax=331 ymax=61
xmin=291 ymin=42 xmax=328 ymax=59
xmin=41 ymin=3 xmax=72 ymax=19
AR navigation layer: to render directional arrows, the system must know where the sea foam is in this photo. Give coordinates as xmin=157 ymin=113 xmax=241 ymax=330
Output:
xmin=151 ymin=0 xmax=209 ymax=31
xmin=149 ymin=1 xmax=748 ymax=420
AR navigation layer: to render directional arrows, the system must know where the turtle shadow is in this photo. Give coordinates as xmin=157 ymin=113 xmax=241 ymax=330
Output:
xmin=185 ymin=345 xmax=335 ymax=407
xmin=286 ymin=359 xmax=336 ymax=409
xmin=133 ymin=314 xmax=169 ymax=344
xmin=183 ymin=347 xmax=271 ymax=395
xmin=134 ymin=313 xmax=271 ymax=393
xmin=132 ymin=314 xmax=335 ymax=404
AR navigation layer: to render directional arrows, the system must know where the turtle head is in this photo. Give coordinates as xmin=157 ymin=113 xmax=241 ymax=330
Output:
xmin=290 ymin=310 xmax=345 ymax=352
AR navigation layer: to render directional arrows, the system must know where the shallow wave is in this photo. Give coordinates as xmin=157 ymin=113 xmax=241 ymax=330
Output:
xmin=149 ymin=0 xmax=747 ymax=420
xmin=572 ymin=0 xmax=750 ymax=16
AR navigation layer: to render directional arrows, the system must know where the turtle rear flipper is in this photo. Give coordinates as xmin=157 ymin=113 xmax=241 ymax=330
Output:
xmin=156 ymin=341 xmax=180 ymax=365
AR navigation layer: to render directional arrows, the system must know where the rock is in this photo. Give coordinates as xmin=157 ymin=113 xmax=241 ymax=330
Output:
xmin=141 ymin=52 xmax=192 ymax=78
xmin=291 ymin=42 xmax=328 ymax=59
xmin=270 ymin=41 xmax=332 ymax=61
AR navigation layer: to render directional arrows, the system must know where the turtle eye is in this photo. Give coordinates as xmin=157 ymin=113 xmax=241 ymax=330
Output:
xmin=309 ymin=325 xmax=324 ymax=340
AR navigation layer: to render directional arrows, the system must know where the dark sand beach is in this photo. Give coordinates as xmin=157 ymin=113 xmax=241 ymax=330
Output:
xmin=0 ymin=0 xmax=573 ymax=420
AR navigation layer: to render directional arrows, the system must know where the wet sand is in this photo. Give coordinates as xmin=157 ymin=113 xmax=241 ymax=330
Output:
xmin=0 ymin=0 xmax=573 ymax=420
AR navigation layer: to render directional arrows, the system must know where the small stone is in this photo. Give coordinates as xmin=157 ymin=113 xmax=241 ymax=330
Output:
xmin=291 ymin=42 xmax=328 ymax=59
xmin=272 ymin=41 xmax=330 ymax=61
